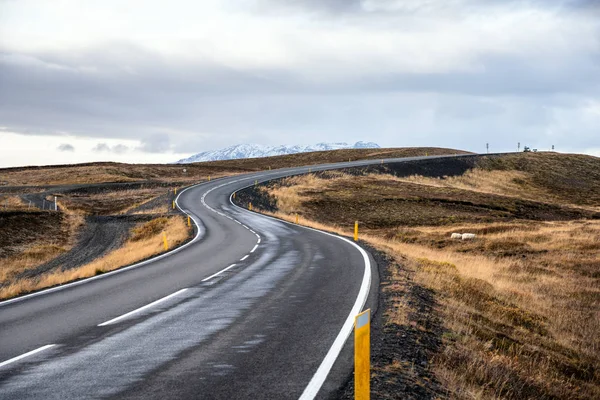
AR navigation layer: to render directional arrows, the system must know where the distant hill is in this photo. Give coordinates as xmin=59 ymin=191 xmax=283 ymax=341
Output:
xmin=176 ymin=141 xmax=380 ymax=163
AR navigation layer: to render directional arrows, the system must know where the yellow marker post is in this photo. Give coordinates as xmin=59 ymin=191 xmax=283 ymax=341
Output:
xmin=187 ymin=215 xmax=191 ymax=227
xmin=268 ymin=166 xmax=271 ymax=170
xmin=255 ymin=179 xmax=258 ymax=186
xmin=174 ymin=188 xmax=177 ymax=195
xmin=425 ymin=152 xmax=428 ymax=156
xmin=208 ymin=175 xmax=211 ymax=181
xmin=172 ymin=200 xmax=176 ymax=210
xmin=355 ymin=309 xmax=371 ymax=400
xmin=249 ymin=202 xmax=253 ymax=211
xmin=295 ymin=214 xmax=299 ymax=224
xmin=162 ymin=232 xmax=169 ymax=251
xmin=354 ymin=221 xmax=359 ymax=242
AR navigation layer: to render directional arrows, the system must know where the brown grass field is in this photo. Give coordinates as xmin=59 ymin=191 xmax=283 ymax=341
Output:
xmin=244 ymin=152 xmax=600 ymax=399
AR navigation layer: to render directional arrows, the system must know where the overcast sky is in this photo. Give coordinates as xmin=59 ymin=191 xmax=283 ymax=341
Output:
xmin=1 ymin=0 xmax=599 ymax=167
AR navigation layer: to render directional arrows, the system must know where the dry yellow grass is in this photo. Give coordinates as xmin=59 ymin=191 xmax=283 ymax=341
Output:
xmin=129 ymin=203 xmax=170 ymax=215
xmin=0 ymin=244 xmax=68 ymax=283
xmin=258 ymin=168 xmax=600 ymax=399
xmin=0 ymin=215 xmax=191 ymax=300
xmin=386 ymin=169 xmax=600 ymax=213
xmin=0 ymin=195 xmax=30 ymax=211
xmin=0 ymin=163 xmax=237 ymax=186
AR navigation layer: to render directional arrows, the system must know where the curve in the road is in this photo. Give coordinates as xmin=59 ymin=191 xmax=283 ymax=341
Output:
xmin=0 ymin=154 xmax=476 ymax=399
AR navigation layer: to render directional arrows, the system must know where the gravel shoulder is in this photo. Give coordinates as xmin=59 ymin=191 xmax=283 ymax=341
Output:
xmin=14 ymin=214 xmax=156 ymax=280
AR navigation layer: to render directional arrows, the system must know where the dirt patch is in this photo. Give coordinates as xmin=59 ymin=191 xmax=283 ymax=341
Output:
xmin=12 ymin=215 xmax=156 ymax=281
xmin=0 ymin=211 xmax=70 ymax=258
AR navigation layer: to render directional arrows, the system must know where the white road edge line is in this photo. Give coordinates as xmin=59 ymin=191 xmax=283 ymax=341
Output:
xmin=201 ymin=264 xmax=237 ymax=282
xmin=98 ymin=288 xmax=188 ymax=327
xmin=0 ymin=344 xmax=56 ymax=369
xmin=240 ymin=255 xmax=249 ymax=261
xmin=228 ymin=185 xmax=372 ymax=400
xmin=298 ymin=235 xmax=370 ymax=400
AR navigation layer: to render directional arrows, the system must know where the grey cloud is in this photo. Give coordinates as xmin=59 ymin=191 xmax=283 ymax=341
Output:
xmin=1 ymin=43 xmax=598 ymax=156
xmin=57 ymin=143 xmax=75 ymax=152
xmin=92 ymin=143 xmax=130 ymax=153
xmin=113 ymin=144 xmax=129 ymax=154
xmin=92 ymin=143 xmax=111 ymax=152
xmin=137 ymin=134 xmax=171 ymax=153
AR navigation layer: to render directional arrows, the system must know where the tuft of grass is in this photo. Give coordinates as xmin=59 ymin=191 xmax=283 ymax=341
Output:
xmin=130 ymin=217 xmax=169 ymax=241
xmin=0 ymin=195 xmax=31 ymax=211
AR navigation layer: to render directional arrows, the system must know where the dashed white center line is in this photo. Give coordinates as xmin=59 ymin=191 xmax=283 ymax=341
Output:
xmin=0 ymin=344 xmax=56 ymax=369
xmin=250 ymin=245 xmax=258 ymax=253
xmin=98 ymin=288 xmax=189 ymax=327
xmin=240 ymin=255 xmax=249 ymax=261
xmin=201 ymin=264 xmax=238 ymax=282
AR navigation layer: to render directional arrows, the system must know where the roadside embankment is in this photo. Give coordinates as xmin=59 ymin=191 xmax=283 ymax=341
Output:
xmin=235 ymin=153 xmax=600 ymax=399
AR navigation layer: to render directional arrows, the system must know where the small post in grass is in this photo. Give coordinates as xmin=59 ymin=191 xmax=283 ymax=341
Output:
xmin=295 ymin=213 xmax=299 ymax=224
xmin=354 ymin=221 xmax=359 ymax=242
xmin=187 ymin=215 xmax=191 ymax=227
xmin=355 ymin=309 xmax=371 ymax=400
xmin=174 ymin=188 xmax=177 ymax=195
xmin=249 ymin=202 xmax=253 ymax=211
xmin=162 ymin=232 xmax=169 ymax=251
xmin=172 ymin=200 xmax=176 ymax=210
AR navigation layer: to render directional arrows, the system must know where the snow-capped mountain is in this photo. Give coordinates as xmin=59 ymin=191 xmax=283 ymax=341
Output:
xmin=176 ymin=141 xmax=380 ymax=163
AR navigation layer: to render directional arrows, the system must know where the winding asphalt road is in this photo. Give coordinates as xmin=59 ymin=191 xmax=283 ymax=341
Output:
xmin=0 ymin=156 xmax=454 ymax=399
